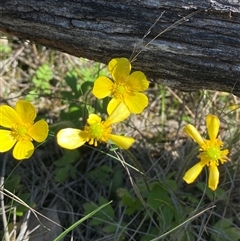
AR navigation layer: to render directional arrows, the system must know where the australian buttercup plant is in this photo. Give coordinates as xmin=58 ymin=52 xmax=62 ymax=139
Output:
xmin=57 ymin=102 xmax=135 ymax=150
xmin=183 ymin=114 xmax=229 ymax=191
xmin=0 ymin=58 xmax=231 ymax=193
xmin=92 ymin=58 xmax=149 ymax=116
xmin=0 ymin=100 xmax=49 ymax=160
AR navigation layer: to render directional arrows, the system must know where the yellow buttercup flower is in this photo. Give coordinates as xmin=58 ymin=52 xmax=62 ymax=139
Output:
xmin=183 ymin=114 xmax=229 ymax=191
xmin=0 ymin=100 xmax=49 ymax=160
xmin=57 ymin=103 xmax=135 ymax=150
xmin=92 ymin=58 xmax=149 ymax=115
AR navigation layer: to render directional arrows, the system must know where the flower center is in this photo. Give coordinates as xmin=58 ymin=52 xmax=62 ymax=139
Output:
xmin=112 ymin=83 xmax=129 ymax=100
xmin=207 ymin=146 xmax=221 ymax=161
xmin=11 ymin=123 xmax=31 ymax=141
xmin=84 ymin=121 xmax=112 ymax=146
xmin=89 ymin=122 xmax=104 ymax=139
xmin=17 ymin=125 xmax=28 ymax=136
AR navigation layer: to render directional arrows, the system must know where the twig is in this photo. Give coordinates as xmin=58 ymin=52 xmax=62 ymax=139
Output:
xmin=131 ymin=9 xmax=203 ymax=62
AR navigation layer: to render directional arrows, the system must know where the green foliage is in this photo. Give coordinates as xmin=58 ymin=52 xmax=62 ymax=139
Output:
xmin=212 ymin=218 xmax=240 ymax=241
xmin=147 ymin=184 xmax=176 ymax=227
xmin=117 ymin=187 xmax=142 ymax=215
xmin=60 ymin=62 xmax=108 ymax=125
xmin=196 ymin=182 xmax=228 ymax=201
xmin=60 ymin=70 xmax=90 ymax=125
xmin=26 ymin=63 xmax=53 ymax=101
xmin=87 ymin=165 xmax=113 ymax=185
xmin=53 ymin=149 xmax=80 ymax=182
xmin=0 ymin=42 xmax=12 ymax=56
xmin=4 ymin=174 xmax=22 ymax=192
xmin=35 ymin=63 xmax=53 ymax=82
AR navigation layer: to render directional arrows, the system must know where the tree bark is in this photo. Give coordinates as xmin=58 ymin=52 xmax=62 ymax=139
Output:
xmin=0 ymin=0 xmax=240 ymax=96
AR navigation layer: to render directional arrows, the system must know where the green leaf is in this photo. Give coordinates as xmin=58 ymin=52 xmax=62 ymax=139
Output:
xmin=4 ymin=174 xmax=22 ymax=192
xmin=65 ymin=71 xmax=79 ymax=95
xmin=99 ymin=197 xmax=115 ymax=218
xmin=54 ymin=167 xmax=68 ymax=182
xmin=102 ymin=224 xmax=117 ymax=233
xmin=147 ymin=184 xmax=169 ymax=211
xmin=87 ymin=165 xmax=113 ymax=185
xmin=53 ymin=149 xmax=79 ymax=182
xmin=0 ymin=44 xmax=12 ymax=54
xmin=117 ymin=188 xmax=142 ymax=215
xmin=25 ymin=89 xmax=38 ymax=101
xmin=60 ymin=90 xmax=74 ymax=100
xmin=35 ymin=63 xmax=53 ymax=81
xmin=158 ymin=205 xmax=175 ymax=228
xmin=196 ymin=182 xmax=227 ymax=201
xmin=80 ymin=81 xmax=93 ymax=95
xmin=54 ymin=149 xmax=80 ymax=166
xmin=110 ymin=167 xmax=123 ymax=196
xmin=212 ymin=218 xmax=240 ymax=241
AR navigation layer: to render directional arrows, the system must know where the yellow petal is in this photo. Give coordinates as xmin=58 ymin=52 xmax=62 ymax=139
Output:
xmin=105 ymin=102 xmax=130 ymax=126
xmin=127 ymin=71 xmax=149 ymax=91
xmin=29 ymin=120 xmax=49 ymax=142
xmin=87 ymin=114 xmax=102 ymax=125
xmin=0 ymin=130 xmax=16 ymax=152
xmin=92 ymin=76 xmax=113 ymax=98
xmin=57 ymin=128 xmax=86 ymax=149
xmin=108 ymin=134 xmax=135 ymax=149
xmin=206 ymin=114 xmax=220 ymax=141
xmin=208 ymin=164 xmax=219 ymax=191
xmin=107 ymin=98 xmax=121 ymax=115
xmin=13 ymin=140 xmax=34 ymax=160
xmin=108 ymin=58 xmax=131 ymax=82
xmin=0 ymin=105 xmax=20 ymax=128
xmin=124 ymin=93 xmax=148 ymax=114
xmin=184 ymin=124 xmax=206 ymax=148
xmin=183 ymin=162 xmax=204 ymax=184
xmin=15 ymin=100 xmax=36 ymax=123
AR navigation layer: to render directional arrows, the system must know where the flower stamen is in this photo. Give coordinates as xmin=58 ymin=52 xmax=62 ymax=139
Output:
xmin=207 ymin=146 xmax=221 ymax=161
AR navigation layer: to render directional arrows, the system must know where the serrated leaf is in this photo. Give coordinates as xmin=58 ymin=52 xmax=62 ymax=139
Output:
xmin=54 ymin=150 xmax=79 ymax=166
xmin=117 ymin=188 xmax=142 ymax=215
xmin=36 ymin=63 xmax=53 ymax=81
xmin=147 ymin=184 xmax=169 ymax=211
